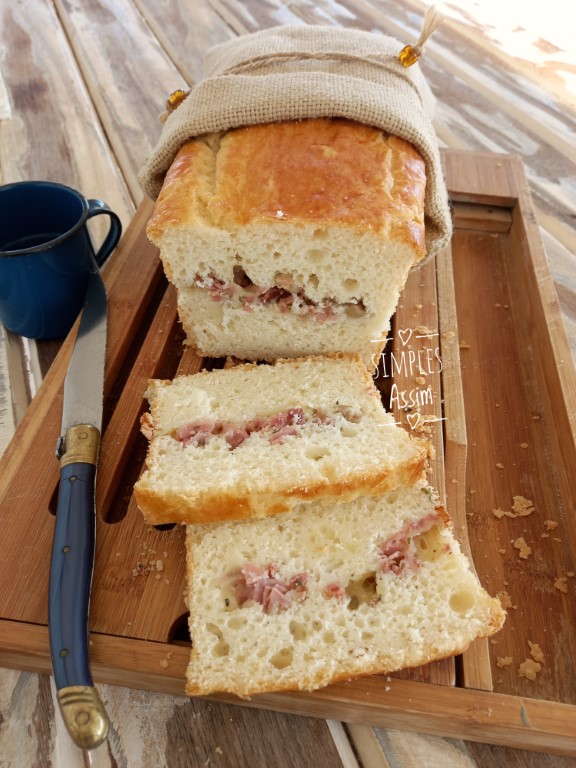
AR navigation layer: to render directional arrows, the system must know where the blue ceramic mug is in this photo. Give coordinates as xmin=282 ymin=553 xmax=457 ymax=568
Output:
xmin=0 ymin=181 xmax=122 ymax=339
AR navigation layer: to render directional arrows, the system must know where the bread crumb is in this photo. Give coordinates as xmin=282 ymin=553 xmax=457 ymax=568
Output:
xmin=414 ymin=375 xmax=426 ymax=385
xmin=496 ymin=656 xmax=513 ymax=668
xmin=517 ymin=659 xmax=541 ymax=680
xmin=529 ymin=642 xmax=544 ymax=663
xmin=512 ymin=496 xmax=535 ymax=516
xmin=494 ymin=302 xmax=501 ymax=307
xmin=498 ymin=548 xmax=506 ymax=554
xmin=520 ymin=443 xmax=529 ymax=449
xmin=493 ymin=496 xmax=534 ymax=519
xmin=567 ymin=572 xmax=575 ymax=578
xmin=160 ymin=652 xmax=174 ymax=669
xmin=514 ymin=537 xmax=532 ymax=559
xmin=441 ymin=330 xmax=456 ymax=339
xmin=554 ymin=577 xmax=568 ymax=593
xmin=496 ymin=462 xmax=504 ymax=469
xmin=459 ymin=340 xmax=471 ymax=349
xmin=215 ymin=747 xmax=223 ymax=755
xmin=544 ymin=520 xmax=558 ymax=531
xmin=496 ymin=590 xmax=515 ymax=609
xmin=156 ymin=559 xmax=164 ymax=572
xmin=494 ymin=403 xmax=501 ymax=408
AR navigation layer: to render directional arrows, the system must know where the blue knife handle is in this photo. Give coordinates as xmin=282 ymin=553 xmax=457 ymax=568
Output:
xmin=49 ymin=424 xmax=109 ymax=749
xmin=50 ymin=460 xmax=95 ymax=688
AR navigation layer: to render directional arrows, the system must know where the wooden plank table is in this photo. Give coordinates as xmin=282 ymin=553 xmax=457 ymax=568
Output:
xmin=1 ymin=1 xmax=576 ymax=766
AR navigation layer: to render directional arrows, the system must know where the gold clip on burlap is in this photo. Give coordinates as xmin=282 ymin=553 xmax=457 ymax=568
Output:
xmin=138 ymin=20 xmax=451 ymax=258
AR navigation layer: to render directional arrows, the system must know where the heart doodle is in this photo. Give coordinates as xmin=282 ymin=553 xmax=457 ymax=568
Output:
xmin=398 ymin=328 xmax=413 ymax=346
xmin=407 ymin=412 xmax=421 ymax=430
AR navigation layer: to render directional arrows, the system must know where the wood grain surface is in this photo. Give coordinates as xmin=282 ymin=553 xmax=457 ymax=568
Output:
xmin=1 ymin=0 xmax=575 ymax=766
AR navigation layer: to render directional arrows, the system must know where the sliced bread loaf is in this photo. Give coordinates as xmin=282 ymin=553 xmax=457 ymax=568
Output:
xmin=133 ymin=354 xmax=429 ymax=525
xmin=185 ymin=482 xmax=505 ymax=697
xmin=145 ymin=117 xmax=426 ymax=366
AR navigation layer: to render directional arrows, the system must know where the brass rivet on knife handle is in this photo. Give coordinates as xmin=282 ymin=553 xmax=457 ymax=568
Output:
xmin=59 ymin=424 xmax=101 ymax=468
xmin=57 ymin=685 xmax=109 ymax=749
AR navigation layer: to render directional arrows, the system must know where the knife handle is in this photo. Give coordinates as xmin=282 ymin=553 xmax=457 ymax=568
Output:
xmin=49 ymin=424 xmax=109 ymax=749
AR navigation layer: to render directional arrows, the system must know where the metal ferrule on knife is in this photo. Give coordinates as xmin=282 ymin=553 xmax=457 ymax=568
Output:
xmin=57 ymin=423 xmax=101 ymax=466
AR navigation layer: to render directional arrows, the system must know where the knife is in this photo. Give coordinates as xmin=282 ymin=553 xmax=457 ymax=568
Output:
xmin=48 ymin=254 xmax=110 ymax=750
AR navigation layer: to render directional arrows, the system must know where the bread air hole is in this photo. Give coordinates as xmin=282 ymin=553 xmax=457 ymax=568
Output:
xmin=270 ymin=647 xmax=293 ymax=669
xmin=414 ymin=528 xmax=446 ymax=563
xmin=305 ymin=445 xmax=331 ymax=461
xmin=346 ymin=573 xmax=378 ymax=610
xmin=289 ymin=620 xmax=308 ymax=641
xmin=319 ymin=463 xmax=337 ymax=481
xmin=312 ymin=228 xmax=328 ymax=241
xmin=450 ymin=590 xmax=476 ymax=615
xmin=206 ymin=623 xmax=230 ymax=657
xmin=227 ymin=615 xmax=248 ymax=630
xmin=307 ymin=273 xmax=320 ymax=289
xmin=307 ymin=248 xmax=325 ymax=263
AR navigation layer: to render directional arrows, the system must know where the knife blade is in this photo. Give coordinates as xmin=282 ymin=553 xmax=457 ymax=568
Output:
xmin=48 ymin=257 xmax=109 ymax=750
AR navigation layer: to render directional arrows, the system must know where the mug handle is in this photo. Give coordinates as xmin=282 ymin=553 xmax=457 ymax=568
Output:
xmin=86 ymin=199 xmax=123 ymax=267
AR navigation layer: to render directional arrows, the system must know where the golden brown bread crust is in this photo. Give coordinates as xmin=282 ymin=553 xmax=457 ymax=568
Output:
xmin=146 ymin=139 xmax=213 ymax=243
xmin=146 ymin=117 xmax=426 ymax=258
xmin=133 ymin=454 xmax=428 ymax=526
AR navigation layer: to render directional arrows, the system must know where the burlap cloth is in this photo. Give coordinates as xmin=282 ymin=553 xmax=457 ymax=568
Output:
xmin=138 ymin=25 xmax=452 ymax=257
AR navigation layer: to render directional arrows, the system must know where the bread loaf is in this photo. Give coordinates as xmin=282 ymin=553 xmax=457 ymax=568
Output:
xmin=133 ymin=354 xmax=429 ymax=525
xmin=146 ymin=117 xmax=426 ymax=365
xmin=185 ymin=482 xmax=505 ymax=697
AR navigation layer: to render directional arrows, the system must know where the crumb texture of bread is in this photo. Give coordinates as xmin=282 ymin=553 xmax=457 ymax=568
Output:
xmin=133 ymin=354 xmax=428 ymax=525
xmin=146 ymin=118 xmax=426 ymax=364
xmin=184 ymin=483 xmax=505 ymax=697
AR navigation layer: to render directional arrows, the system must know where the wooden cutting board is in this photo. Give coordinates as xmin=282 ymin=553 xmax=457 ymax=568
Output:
xmin=1 ymin=150 xmax=576 ymax=755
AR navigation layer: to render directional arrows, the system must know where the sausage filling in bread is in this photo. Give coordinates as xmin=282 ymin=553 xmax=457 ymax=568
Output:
xmin=220 ymin=511 xmax=443 ymax=614
xmin=172 ymin=405 xmax=362 ymax=450
xmin=194 ymin=267 xmax=367 ymax=323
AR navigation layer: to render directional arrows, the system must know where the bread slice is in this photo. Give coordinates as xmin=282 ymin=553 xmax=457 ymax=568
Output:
xmin=133 ymin=354 xmax=429 ymax=525
xmin=145 ymin=117 xmax=426 ymax=366
xmin=184 ymin=482 xmax=505 ymax=697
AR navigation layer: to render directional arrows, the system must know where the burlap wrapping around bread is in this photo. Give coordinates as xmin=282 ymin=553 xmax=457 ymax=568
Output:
xmin=138 ymin=25 xmax=452 ymax=258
